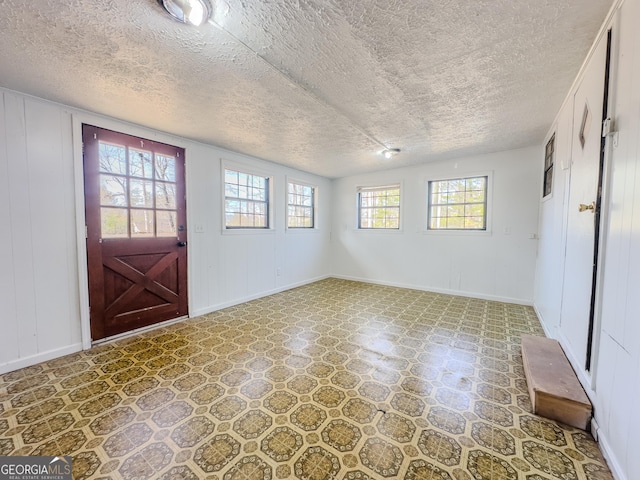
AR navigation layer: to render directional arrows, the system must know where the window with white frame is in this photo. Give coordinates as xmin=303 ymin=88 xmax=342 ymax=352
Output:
xmin=358 ymin=185 xmax=400 ymax=229
xmin=543 ymin=134 xmax=555 ymax=198
xmin=428 ymin=176 xmax=487 ymax=230
xmin=287 ymin=181 xmax=315 ymax=228
xmin=224 ymin=169 xmax=269 ymax=228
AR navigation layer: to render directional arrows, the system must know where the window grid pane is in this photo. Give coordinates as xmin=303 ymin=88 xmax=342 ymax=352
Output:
xmin=225 ymin=169 xmax=269 ymax=229
xmin=287 ymin=182 xmax=315 ymax=228
xmin=428 ymin=176 xmax=487 ymax=230
xmin=99 ymin=141 xmax=178 ymax=238
xmin=358 ymin=186 xmax=400 ymax=229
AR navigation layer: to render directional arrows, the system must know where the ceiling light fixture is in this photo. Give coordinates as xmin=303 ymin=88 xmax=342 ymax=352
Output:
xmin=160 ymin=0 xmax=211 ymax=26
xmin=383 ymin=148 xmax=401 ymax=159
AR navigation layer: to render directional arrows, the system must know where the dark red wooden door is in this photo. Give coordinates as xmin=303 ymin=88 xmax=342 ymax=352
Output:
xmin=83 ymin=125 xmax=188 ymax=340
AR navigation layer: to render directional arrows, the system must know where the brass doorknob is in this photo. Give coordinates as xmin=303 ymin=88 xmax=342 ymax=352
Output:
xmin=578 ymin=202 xmax=595 ymax=212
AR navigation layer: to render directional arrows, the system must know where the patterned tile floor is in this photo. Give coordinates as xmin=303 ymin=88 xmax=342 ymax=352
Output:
xmin=0 ymin=279 xmax=613 ymax=479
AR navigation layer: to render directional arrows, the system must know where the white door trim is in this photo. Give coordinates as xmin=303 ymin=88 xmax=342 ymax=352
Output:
xmin=71 ymin=113 xmax=192 ymax=350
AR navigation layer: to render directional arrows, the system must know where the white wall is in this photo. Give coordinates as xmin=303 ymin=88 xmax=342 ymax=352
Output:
xmin=185 ymin=144 xmax=332 ymax=316
xmin=534 ymin=0 xmax=640 ymax=478
xmin=593 ymin=0 xmax=640 ymax=478
xmin=0 ymin=92 xmax=82 ymax=370
xmin=0 ymin=89 xmax=332 ymax=374
xmin=331 ymin=147 xmax=541 ymax=304
xmin=532 ymin=107 xmax=572 ymax=339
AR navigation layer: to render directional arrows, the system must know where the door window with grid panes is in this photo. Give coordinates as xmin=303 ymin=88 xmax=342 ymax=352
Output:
xmin=99 ymin=142 xmax=179 ymax=238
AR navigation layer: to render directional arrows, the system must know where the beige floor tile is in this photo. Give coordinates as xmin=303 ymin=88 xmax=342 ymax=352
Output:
xmin=0 ymin=279 xmax=612 ymax=479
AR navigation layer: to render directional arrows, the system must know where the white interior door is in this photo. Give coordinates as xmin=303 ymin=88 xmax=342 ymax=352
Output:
xmin=560 ymin=35 xmax=608 ymax=371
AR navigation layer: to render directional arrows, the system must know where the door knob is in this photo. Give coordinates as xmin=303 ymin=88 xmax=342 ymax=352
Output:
xmin=578 ymin=202 xmax=595 ymax=213
xmin=177 ymin=241 xmax=187 ymax=247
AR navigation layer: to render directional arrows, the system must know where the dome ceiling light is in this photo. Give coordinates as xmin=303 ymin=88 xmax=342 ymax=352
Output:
xmin=160 ymin=0 xmax=211 ymax=26
xmin=383 ymin=148 xmax=401 ymax=159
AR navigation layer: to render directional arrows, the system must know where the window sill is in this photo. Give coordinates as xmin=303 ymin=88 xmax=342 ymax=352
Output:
xmin=354 ymin=228 xmax=403 ymax=234
xmin=222 ymin=228 xmax=276 ymax=235
xmin=422 ymin=229 xmax=492 ymax=237
xmin=541 ymin=192 xmax=554 ymax=203
xmin=286 ymin=227 xmax=320 ymax=234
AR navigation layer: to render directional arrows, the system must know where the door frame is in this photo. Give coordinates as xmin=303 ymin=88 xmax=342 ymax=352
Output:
xmin=558 ymin=18 xmax=619 ymax=394
xmin=586 ymin=20 xmax=619 ymax=390
xmin=72 ymin=114 xmax=192 ymax=348
xmin=585 ymin=28 xmax=613 ymax=372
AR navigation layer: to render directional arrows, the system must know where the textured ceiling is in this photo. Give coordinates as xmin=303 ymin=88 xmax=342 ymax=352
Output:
xmin=0 ymin=0 xmax=612 ymax=178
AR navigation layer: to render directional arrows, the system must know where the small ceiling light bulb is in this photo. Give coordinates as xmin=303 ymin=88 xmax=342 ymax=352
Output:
xmin=383 ymin=148 xmax=400 ymax=159
xmin=161 ymin=0 xmax=211 ymax=26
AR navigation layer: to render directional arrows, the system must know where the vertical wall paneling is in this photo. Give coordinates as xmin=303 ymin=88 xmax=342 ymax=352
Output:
xmin=0 ymin=95 xmax=85 ymax=372
xmin=534 ymin=111 xmax=571 ymax=338
xmin=535 ymin=1 xmax=640 ymax=478
xmin=183 ymin=144 xmax=218 ymax=312
xmin=599 ymin=10 xmax=637 ymax=350
xmin=24 ymin=99 xmax=74 ymax=353
xmin=595 ymin=0 xmax=640 ymax=477
xmin=0 ymin=93 xmax=20 ymax=365
xmin=4 ymin=93 xmax=39 ymax=359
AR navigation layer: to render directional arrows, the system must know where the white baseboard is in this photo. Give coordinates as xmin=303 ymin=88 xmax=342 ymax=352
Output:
xmin=0 ymin=343 xmax=83 ymax=375
xmin=331 ymin=274 xmax=533 ymax=306
xmin=92 ymin=315 xmax=190 ymax=346
xmin=595 ymin=426 xmax=626 ymax=480
xmin=532 ymin=304 xmax=555 ymax=338
xmin=190 ymin=275 xmax=331 ymax=317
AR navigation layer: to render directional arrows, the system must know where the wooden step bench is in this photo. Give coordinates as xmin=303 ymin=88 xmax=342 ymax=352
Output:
xmin=521 ymin=335 xmax=592 ymax=430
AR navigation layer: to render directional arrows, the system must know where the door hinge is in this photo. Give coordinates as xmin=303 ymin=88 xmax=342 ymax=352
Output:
xmin=602 ymin=117 xmax=615 ymax=137
xmin=602 ymin=117 xmax=619 ymax=147
xmin=85 ymin=225 xmax=88 ymax=239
